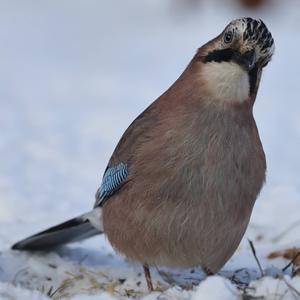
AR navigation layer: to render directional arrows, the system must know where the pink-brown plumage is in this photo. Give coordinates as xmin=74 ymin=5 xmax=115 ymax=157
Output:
xmin=103 ymin=52 xmax=266 ymax=272
xmin=12 ymin=17 xmax=274 ymax=289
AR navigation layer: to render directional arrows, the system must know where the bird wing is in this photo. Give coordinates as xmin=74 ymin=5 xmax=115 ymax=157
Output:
xmin=94 ymin=162 xmax=129 ymax=207
xmin=93 ymin=99 xmax=161 ymax=208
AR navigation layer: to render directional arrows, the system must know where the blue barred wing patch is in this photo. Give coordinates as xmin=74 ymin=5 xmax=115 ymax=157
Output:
xmin=94 ymin=163 xmax=128 ymax=207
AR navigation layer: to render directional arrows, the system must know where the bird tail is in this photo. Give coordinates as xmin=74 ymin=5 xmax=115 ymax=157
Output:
xmin=11 ymin=208 xmax=103 ymax=251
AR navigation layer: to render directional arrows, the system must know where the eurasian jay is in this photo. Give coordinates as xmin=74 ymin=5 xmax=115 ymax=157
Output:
xmin=12 ymin=17 xmax=274 ymax=291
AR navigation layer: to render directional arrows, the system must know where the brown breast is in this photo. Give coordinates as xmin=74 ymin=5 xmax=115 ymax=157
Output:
xmin=102 ymin=88 xmax=266 ymax=271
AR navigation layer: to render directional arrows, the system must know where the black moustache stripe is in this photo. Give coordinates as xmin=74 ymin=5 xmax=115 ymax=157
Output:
xmin=249 ymin=65 xmax=258 ymax=96
xmin=203 ymin=49 xmax=235 ymax=64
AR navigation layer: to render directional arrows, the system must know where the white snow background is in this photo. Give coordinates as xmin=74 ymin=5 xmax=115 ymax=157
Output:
xmin=0 ymin=0 xmax=300 ymax=299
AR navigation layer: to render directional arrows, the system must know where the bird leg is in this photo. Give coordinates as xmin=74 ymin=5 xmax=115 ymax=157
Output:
xmin=143 ymin=263 xmax=154 ymax=291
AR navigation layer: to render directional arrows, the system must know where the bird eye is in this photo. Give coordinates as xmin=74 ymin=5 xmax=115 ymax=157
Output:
xmin=224 ymin=31 xmax=233 ymax=44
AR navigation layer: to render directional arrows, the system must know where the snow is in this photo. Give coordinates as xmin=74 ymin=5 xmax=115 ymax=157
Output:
xmin=191 ymin=277 xmax=239 ymax=300
xmin=0 ymin=283 xmax=49 ymax=300
xmin=250 ymin=276 xmax=300 ymax=300
xmin=1 ymin=0 xmax=300 ymax=299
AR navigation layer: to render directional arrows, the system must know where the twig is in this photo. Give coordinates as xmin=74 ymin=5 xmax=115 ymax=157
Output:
xmin=248 ymin=240 xmax=264 ymax=277
xmin=292 ymin=266 xmax=300 ymax=278
xmin=282 ymin=277 xmax=300 ymax=298
xmin=12 ymin=267 xmax=29 ymax=284
xmin=282 ymin=252 xmax=300 ymax=272
xmin=46 ymin=286 xmax=54 ymax=297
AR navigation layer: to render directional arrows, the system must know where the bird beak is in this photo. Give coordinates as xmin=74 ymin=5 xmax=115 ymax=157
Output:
xmin=234 ymin=49 xmax=257 ymax=71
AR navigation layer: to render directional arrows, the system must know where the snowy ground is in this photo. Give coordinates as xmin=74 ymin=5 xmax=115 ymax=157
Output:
xmin=1 ymin=0 xmax=300 ymax=299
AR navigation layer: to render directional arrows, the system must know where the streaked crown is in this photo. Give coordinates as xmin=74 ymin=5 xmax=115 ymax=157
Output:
xmin=226 ymin=17 xmax=274 ymax=67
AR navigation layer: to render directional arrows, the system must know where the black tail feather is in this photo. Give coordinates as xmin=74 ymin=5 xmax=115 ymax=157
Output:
xmin=12 ymin=215 xmax=101 ymax=251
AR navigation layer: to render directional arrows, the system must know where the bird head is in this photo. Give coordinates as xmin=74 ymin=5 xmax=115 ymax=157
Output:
xmin=202 ymin=18 xmax=274 ymax=71
xmin=196 ymin=18 xmax=274 ymax=102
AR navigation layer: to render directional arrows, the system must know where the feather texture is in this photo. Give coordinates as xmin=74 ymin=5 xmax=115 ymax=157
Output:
xmin=94 ymin=163 xmax=128 ymax=207
xmin=11 ymin=17 xmax=274 ymax=277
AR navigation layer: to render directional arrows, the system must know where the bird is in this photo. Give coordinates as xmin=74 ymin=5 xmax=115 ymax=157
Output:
xmin=12 ymin=17 xmax=274 ymax=291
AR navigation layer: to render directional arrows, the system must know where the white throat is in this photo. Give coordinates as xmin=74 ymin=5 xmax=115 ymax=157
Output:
xmin=202 ymin=62 xmax=250 ymax=103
